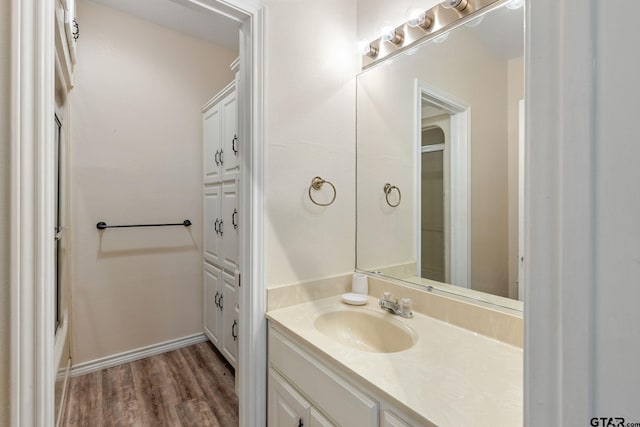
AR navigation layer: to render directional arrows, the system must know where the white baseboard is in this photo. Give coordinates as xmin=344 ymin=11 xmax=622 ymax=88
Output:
xmin=70 ymin=333 xmax=208 ymax=378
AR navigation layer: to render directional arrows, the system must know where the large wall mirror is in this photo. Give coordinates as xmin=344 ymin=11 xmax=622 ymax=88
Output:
xmin=356 ymin=1 xmax=525 ymax=311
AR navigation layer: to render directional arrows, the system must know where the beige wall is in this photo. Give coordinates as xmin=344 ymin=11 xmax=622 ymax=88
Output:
xmin=263 ymin=0 xmax=358 ymax=288
xmin=507 ymin=56 xmax=524 ymax=299
xmin=356 ymin=26 xmax=511 ymax=297
xmin=0 ymin=0 xmax=11 ymax=422
xmin=70 ymin=0 xmax=237 ymax=364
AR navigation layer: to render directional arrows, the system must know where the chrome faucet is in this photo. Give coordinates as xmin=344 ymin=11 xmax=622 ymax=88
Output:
xmin=379 ymin=292 xmax=413 ymax=318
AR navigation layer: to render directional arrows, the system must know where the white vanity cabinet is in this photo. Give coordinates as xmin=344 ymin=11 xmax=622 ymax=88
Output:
xmin=202 ymin=59 xmax=241 ymax=369
xmin=268 ymin=324 xmax=423 ymax=427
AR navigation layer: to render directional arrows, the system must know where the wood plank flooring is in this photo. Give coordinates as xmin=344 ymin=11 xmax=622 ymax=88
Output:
xmin=62 ymin=341 xmax=238 ymax=426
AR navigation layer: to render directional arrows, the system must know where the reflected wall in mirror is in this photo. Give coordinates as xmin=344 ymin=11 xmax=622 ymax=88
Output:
xmin=356 ymin=2 xmax=524 ymax=310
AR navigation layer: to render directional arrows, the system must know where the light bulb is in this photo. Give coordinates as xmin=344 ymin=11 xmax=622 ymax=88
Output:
xmin=407 ymin=11 xmax=433 ymax=31
xmin=381 ymin=26 xmax=404 ymax=46
xmin=441 ymin=0 xmax=468 ymax=11
xmin=362 ymin=43 xmax=379 ymax=58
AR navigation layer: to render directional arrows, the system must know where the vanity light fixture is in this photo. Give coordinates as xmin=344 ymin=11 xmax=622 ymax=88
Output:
xmin=381 ymin=27 xmax=405 ymax=46
xmin=441 ymin=0 xmax=469 ymax=12
xmin=361 ymin=0 xmax=502 ymax=69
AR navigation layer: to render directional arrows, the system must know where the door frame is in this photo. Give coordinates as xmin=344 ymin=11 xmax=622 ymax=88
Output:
xmin=414 ymin=79 xmax=471 ymax=288
xmin=9 ymin=0 xmax=266 ymax=425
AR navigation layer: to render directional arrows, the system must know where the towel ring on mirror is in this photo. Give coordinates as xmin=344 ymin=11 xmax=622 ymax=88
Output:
xmin=309 ymin=176 xmax=336 ymax=207
xmin=383 ymin=183 xmax=401 ymax=207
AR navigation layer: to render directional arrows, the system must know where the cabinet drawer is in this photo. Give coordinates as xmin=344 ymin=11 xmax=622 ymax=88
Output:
xmin=269 ymin=327 xmax=378 ymax=427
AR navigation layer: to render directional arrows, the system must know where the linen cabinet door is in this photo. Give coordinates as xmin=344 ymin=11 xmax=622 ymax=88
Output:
xmin=221 ymin=269 xmax=238 ymax=368
xmin=221 ymin=89 xmax=239 ymax=181
xmin=203 ymin=262 xmax=222 ymax=347
xmin=203 ymin=184 xmax=222 ymax=266
xmin=221 ymin=181 xmax=239 ymax=272
xmin=269 ymin=369 xmax=310 ymax=427
xmin=203 ymin=104 xmax=222 ymax=183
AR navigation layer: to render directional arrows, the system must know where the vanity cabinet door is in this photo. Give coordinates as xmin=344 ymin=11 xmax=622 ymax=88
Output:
xmin=203 ymin=184 xmax=222 ymax=266
xmin=269 ymin=369 xmax=310 ymax=427
xmin=381 ymin=410 xmax=412 ymax=427
xmin=309 ymin=408 xmax=335 ymax=427
xmin=203 ymin=262 xmax=222 ymax=347
xmin=221 ymin=269 xmax=238 ymax=368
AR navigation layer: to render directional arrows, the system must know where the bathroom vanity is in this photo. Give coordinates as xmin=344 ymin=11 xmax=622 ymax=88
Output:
xmin=267 ymin=295 xmax=522 ymax=426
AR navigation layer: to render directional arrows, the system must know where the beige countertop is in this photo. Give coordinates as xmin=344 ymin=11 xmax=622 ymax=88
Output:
xmin=266 ymin=295 xmax=523 ymax=426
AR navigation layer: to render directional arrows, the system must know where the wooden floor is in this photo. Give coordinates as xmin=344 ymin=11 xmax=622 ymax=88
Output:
xmin=62 ymin=341 xmax=238 ymax=426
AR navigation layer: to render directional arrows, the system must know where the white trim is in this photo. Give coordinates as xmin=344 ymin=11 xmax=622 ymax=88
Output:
xmin=69 ymin=333 xmax=208 ymax=378
xmin=415 ymin=79 xmax=470 ymax=288
xmin=237 ymin=8 xmax=267 ymax=427
xmin=517 ymin=99 xmax=525 ymax=302
xmin=11 ymin=0 xmax=57 ymax=425
xmin=525 ymin=0 xmax=596 ymax=424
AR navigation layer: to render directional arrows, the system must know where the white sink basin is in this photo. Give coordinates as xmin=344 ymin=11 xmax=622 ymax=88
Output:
xmin=314 ymin=309 xmax=417 ymax=353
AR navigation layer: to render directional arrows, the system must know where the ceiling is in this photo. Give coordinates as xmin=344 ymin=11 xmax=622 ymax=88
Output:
xmin=90 ymin=0 xmax=241 ymax=51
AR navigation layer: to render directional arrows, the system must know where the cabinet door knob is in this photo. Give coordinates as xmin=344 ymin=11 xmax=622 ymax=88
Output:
xmin=219 ymin=220 xmax=223 ymax=235
xmin=214 ymin=291 xmax=220 ymax=307
xmin=215 ymin=150 xmax=220 ymax=166
xmin=219 ymin=295 xmax=224 ymax=310
xmin=232 ymin=319 xmax=238 ymax=340
xmin=232 ymin=135 xmax=238 ymax=156
xmin=214 ymin=218 xmax=220 ymax=234
xmin=232 ymin=209 xmax=238 ymax=229
xmin=219 ymin=149 xmax=224 ymax=165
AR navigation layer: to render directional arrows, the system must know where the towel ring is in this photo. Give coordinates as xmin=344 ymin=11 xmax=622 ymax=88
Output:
xmin=308 ymin=176 xmax=336 ymax=207
xmin=383 ymin=183 xmax=401 ymax=207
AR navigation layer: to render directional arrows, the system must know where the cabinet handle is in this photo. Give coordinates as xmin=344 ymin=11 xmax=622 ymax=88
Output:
xmin=215 ymin=150 xmax=220 ymax=166
xmin=214 ymin=291 xmax=220 ymax=307
xmin=298 ymin=419 xmax=303 ymax=427
xmin=219 ymin=149 xmax=224 ymax=165
xmin=232 ymin=209 xmax=238 ymax=229
xmin=219 ymin=220 xmax=223 ymax=236
xmin=214 ymin=218 xmax=220 ymax=234
xmin=232 ymin=319 xmax=238 ymax=340
xmin=72 ymin=18 xmax=80 ymax=41
xmin=219 ymin=295 xmax=224 ymax=310
xmin=232 ymin=134 xmax=238 ymax=156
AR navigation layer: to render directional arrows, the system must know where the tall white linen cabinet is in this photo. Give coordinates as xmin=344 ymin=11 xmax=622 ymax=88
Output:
xmin=202 ymin=58 xmax=240 ymax=369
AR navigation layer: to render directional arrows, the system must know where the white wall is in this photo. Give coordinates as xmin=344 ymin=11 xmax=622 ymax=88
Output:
xmin=0 ymin=0 xmax=11 ymax=422
xmin=70 ymin=0 xmax=237 ymax=364
xmin=263 ymin=0 xmax=358 ymax=288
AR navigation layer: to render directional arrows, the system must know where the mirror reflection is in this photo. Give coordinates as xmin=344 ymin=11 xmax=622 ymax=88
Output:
xmin=356 ymin=3 xmax=524 ymax=310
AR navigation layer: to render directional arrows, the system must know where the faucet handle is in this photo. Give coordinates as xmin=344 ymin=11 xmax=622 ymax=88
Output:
xmin=400 ymin=298 xmax=413 ymax=317
xmin=382 ymin=291 xmax=393 ymax=302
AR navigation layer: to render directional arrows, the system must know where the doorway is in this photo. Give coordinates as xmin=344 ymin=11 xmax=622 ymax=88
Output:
xmin=9 ymin=0 xmax=265 ymax=425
